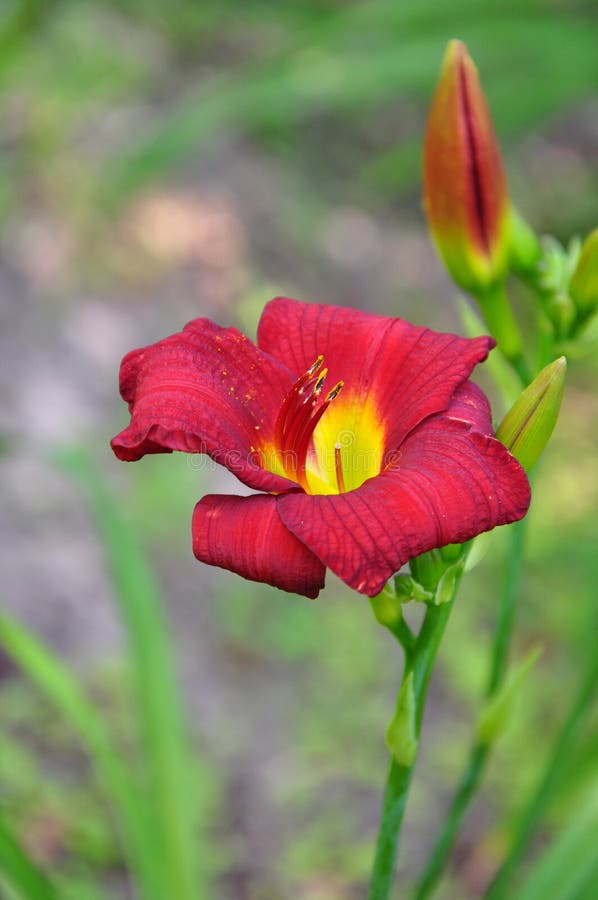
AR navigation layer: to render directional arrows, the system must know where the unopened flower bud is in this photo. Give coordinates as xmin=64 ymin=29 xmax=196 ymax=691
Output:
xmin=496 ymin=357 xmax=566 ymax=471
xmin=570 ymin=228 xmax=598 ymax=324
xmin=386 ymin=672 xmax=418 ymax=766
xmin=369 ymin=582 xmax=402 ymax=628
xmin=423 ymin=40 xmax=510 ymax=294
xmin=394 ymin=574 xmax=434 ymax=604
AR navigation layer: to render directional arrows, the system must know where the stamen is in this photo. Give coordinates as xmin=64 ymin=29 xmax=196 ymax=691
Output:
xmin=274 ymin=357 xmax=324 ymax=445
xmin=334 ymin=443 xmax=346 ymax=493
xmin=274 ymin=356 xmax=344 ymax=489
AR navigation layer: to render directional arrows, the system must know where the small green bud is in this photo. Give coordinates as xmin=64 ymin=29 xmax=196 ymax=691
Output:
xmin=386 ymin=672 xmax=418 ymax=766
xmin=394 ymin=574 xmax=434 ymax=604
xmin=369 ymin=582 xmax=402 ymax=628
xmin=570 ymin=227 xmax=598 ymax=322
xmin=409 ymin=549 xmax=446 ymax=592
xmin=434 ymin=563 xmax=462 ymax=606
xmin=509 ymin=208 xmax=541 ymax=275
xmin=496 ymin=356 xmax=566 ymax=471
xmin=477 ymin=646 xmax=541 ymax=745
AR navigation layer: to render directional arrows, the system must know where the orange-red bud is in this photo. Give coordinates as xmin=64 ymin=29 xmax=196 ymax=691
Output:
xmin=423 ymin=40 xmax=510 ymax=294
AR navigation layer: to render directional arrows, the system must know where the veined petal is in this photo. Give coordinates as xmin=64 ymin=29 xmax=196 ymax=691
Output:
xmin=445 ymin=380 xmax=492 ymax=432
xmin=193 ymin=493 xmax=326 ymax=599
xmin=258 ymin=297 xmax=494 ymax=453
xmin=111 ymin=318 xmax=296 ymax=493
xmin=278 ymin=402 xmax=530 ymax=596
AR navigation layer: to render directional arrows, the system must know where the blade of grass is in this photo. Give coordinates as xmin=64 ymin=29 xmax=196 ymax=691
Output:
xmin=57 ymin=447 xmax=204 ymax=900
xmin=0 ymin=814 xmax=59 ymax=900
xmin=513 ymin=787 xmax=598 ymax=900
xmin=0 ymin=613 xmax=161 ymax=900
xmin=485 ymin=649 xmax=598 ymax=898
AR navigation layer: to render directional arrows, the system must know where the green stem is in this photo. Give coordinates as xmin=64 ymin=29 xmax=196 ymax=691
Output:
xmin=368 ymin=596 xmax=458 ymax=900
xmin=413 ymin=518 xmax=527 ymax=899
xmin=484 ymin=650 xmax=598 ymax=899
xmin=475 ymin=284 xmax=532 ymax=385
xmin=486 ymin=518 xmax=527 ymax=694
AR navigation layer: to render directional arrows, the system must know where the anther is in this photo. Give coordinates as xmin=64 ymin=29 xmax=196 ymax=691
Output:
xmin=308 ymin=355 xmax=324 ymax=376
xmin=326 ymin=381 xmax=344 ymax=402
xmin=313 ymin=369 xmax=328 ymax=396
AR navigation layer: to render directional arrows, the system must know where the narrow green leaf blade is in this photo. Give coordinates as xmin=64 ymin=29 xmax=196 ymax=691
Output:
xmin=514 ymin=788 xmax=598 ymax=900
xmin=0 ymin=814 xmax=58 ymax=900
xmin=58 ymin=448 xmax=204 ymax=900
xmin=0 ymin=613 xmax=161 ymax=900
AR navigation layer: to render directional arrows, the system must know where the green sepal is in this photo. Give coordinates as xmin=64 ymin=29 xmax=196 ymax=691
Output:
xmin=536 ymin=236 xmax=579 ymax=338
xmin=385 ymin=672 xmax=418 ymax=766
xmin=434 ymin=563 xmax=463 ymax=606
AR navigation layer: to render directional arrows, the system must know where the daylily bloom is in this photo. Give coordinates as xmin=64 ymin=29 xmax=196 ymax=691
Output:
xmin=423 ymin=40 xmax=510 ymax=294
xmin=111 ymin=298 xmax=530 ymax=598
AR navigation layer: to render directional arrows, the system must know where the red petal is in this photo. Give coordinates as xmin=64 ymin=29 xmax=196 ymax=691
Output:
xmin=193 ymin=493 xmax=326 ymax=599
xmin=258 ymin=298 xmax=494 ymax=451
xmin=278 ymin=409 xmax=530 ymax=596
xmin=111 ymin=318 xmax=296 ymax=493
xmin=445 ymin=381 xmax=492 ymax=432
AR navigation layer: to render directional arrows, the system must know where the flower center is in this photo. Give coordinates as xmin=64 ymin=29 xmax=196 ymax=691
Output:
xmin=266 ymin=358 xmax=385 ymax=495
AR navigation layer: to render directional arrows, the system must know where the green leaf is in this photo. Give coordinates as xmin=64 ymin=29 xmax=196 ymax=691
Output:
xmin=515 ymin=788 xmax=598 ymax=900
xmin=0 ymin=613 xmax=160 ymax=900
xmin=0 ymin=814 xmax=58 ymax=900
xmin=55 ymin=448 xmax=205 ymax=900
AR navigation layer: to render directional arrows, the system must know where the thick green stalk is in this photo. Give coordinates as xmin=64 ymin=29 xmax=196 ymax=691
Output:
xmin=413 ymin=517 xmax=527 ymax=899
xmin=485 ymin=650 xmax=598 ymax=898
xmin=367 ymin=595 xmax=458 ymax=900
xmin=475 ymin=284 xmax=532 ymax=384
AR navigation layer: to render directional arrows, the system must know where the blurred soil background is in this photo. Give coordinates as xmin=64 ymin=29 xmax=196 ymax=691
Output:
xmin=0 ymin=2 xmax=597 ymax=898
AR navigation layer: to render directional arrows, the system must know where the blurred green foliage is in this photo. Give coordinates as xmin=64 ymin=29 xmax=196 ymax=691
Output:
xmin=1 ymin=0 xmax=597 ymax=225
xmin=0 ymin=1 xmax=596 ymax=898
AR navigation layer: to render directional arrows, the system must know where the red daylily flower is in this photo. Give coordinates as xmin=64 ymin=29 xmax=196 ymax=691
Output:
xmin=111 ymin=298 xmax=530 ymax=598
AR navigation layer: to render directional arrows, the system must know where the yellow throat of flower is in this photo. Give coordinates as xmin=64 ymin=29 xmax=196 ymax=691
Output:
xmin=266 ymin=358 xmax=385 ymax=495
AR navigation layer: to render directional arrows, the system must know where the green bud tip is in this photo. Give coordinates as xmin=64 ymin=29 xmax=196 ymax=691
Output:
xmin=496 ymin=356 xmax=567 ymax=471
xmin=477 ymin=646 xmax=542 ymax=745
xmin=570 ymin=227 xmax=598 ymax=318
xmin=385 ymin=672 xmax=418 ymax=766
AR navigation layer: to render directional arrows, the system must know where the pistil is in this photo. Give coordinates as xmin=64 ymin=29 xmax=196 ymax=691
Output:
xmin=334 ymin=443 xmax=346 ymax=493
